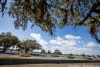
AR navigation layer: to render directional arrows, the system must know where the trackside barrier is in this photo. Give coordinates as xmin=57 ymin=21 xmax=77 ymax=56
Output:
xmin=0 ymin=59 xmax=100 ymax=65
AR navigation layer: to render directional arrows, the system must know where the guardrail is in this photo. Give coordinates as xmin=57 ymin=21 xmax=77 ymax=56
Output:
xmin=0 ymin=59 xmax=100 ymax=65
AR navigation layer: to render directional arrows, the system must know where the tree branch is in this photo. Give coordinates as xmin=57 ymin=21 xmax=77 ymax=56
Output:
xmin=93 ymin=9 xmax=100 ymax=14
xmin=77 ymin=1 xmax=100 ymax=25
xmin=1 ymin=0 xmax=7 ymax=16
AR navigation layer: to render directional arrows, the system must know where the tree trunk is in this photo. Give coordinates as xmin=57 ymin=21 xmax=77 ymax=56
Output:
xmin=2 ymin=47 xmax=7 ymax=53
xmin=25 ymin=49 xmax=27 ymax=54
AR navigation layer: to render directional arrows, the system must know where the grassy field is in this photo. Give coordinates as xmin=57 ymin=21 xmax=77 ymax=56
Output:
xmin=0 ymin=63 xmax=100 ymax=67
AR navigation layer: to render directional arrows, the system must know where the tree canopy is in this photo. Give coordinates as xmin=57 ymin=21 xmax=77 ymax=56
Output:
xmin=0 ymin=32 xmax=19 ymax=53
xmin=97 ymin=55 xmax=100 ymax=58
xmin=41 ymin=49 xmax=46 ymax=54
xmin=0 ymin=0 xmax=100 ymax=43
xmin=54 ymin=49 xmax=62 ymax=55
xmin=47 ymin=50 xmax=51 ymax=54
xmin=17 ymin=39 xmax=42 ymax=53
xmin=0 ymin=32 xmax=42 ymax=53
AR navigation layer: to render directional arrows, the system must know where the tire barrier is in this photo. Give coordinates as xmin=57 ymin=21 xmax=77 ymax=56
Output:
xmin=0 ymin=59 xmax=100 ymax=65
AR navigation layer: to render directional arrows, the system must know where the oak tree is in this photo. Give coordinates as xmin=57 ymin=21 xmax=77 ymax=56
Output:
xmin=0 ymin=0 xmax=100 ymax=43
xmin=17 ymin=39 xmax=42 ymax=53
xmin=54 ymin=49 xmax=62 ymax=55
xmin=41 ymin=49 xmax=46 ymax=54
xmin=0 ymin=32 xmax=19 ymax=53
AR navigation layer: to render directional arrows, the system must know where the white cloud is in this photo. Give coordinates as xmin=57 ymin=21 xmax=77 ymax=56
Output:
xmin=31 ymin=33 xmax=42 ymax=40
xmin=83 ymin=45 xmax=86 ymax=47
xmin=31 ymin=33 xmax=48 ymax=49
xmin=31 ymin=33 xmax=100 ymax=55
xmin=67 ymin=47 xmax=99 ymax=55
xmin=65 ymin=34 xmax=81 ymax=40
xmin=50 ymin=46 xmax=100 ymax=55
xmin=49 ymin=34 xmax=100 ymax=55
xmin=51 ymin=46 xmax=65 ymax=53
xmin=49 ymin=35 xmax=80 ymax=47
xmin=87 ymin=42 xmax=97 ymax=47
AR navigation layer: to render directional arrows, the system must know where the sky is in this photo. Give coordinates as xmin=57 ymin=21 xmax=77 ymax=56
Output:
xmin=0 ymin=1 xmax=100 ymax=55
xmin=1 ymin=14 xmax=100 ymax=55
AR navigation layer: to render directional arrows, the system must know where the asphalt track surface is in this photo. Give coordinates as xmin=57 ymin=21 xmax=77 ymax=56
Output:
xmin=0 ymin=54 xmax=100 ymax=65
xmin=0 ymin=53 xmax=87 ymax=60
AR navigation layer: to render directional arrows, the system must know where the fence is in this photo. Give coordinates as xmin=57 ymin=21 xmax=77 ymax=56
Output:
xmin=0 ymin=58 xmax=100 ymax=65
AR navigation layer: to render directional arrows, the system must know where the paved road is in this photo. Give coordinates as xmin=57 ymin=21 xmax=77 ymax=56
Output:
xmin=0 ymin=53 xmax=88 ymax=60
xmin=0 ymin=53 xmax=100 ymax=61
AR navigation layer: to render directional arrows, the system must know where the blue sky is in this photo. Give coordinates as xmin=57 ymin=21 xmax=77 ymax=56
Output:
xmin=1 ymin=14 xmax=100 ymax=55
